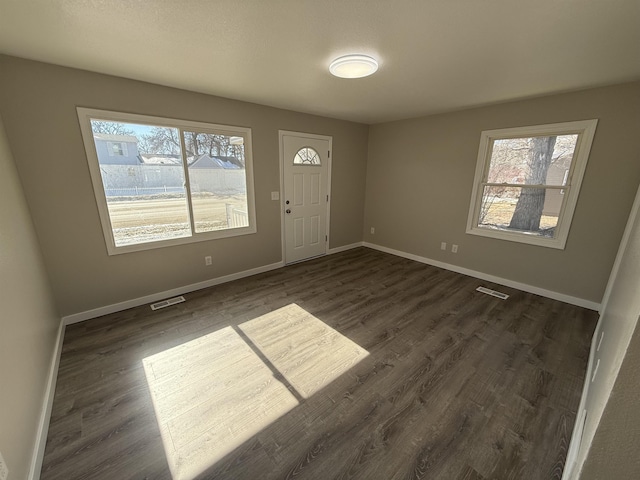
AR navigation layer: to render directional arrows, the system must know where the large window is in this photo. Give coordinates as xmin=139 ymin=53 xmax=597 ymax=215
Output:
xmin=78 ymin=108 xmax=256 ymax=255
xmin=466 ymin=120 xmax=597 ymax=249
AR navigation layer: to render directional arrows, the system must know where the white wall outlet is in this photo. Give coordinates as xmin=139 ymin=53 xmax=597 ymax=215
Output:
xmin=271 ymin=191 xmax=280 ymax=201
xmin=440 ymin=242 xmax=447 ymax=250
xmin=370 ymin=227 xmax=375 ymax=234
xmin=451 ymin=244 xmax=459 ymax=253
xmin=204 ymin=255 xmax=212 ymax=266
xmin=0 ymin=451 xmax=8 ymax=480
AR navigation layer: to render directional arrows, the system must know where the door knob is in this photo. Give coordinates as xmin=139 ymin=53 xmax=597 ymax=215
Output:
xmin=286 ymin=209 xmax=291 ymax=214
xmin=286 ymin=200 xmax=290 ymax=204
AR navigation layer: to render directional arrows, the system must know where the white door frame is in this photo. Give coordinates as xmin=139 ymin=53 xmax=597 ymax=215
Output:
xmin=279 ymin=130 xmax=333 ymax=264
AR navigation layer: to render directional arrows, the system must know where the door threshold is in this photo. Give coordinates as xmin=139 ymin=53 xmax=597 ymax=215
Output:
xmin=285 ymin=253 xmax=327 ymax=265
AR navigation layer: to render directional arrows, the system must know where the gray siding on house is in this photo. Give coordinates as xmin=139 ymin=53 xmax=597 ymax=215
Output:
xmin=542 ymin=164 xmax=568 ymax=216
xmin=94 ymin=137 xmax=140 ymax=165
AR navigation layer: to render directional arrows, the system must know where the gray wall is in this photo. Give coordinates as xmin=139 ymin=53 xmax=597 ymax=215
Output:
xmin=580 ymin=319 xmax=640 ymax=479
xmin=575 ymin=185 xmax=640 ymax=479
xmin=1 ymin=52 xmax=639 ymax=479
xmin=0 ymin=114 xmax=60 ymax=479
xmin=364 ymin=82 xmax=640 ymax=303
xmin=0 ymin=55 xmax=369 ymax=317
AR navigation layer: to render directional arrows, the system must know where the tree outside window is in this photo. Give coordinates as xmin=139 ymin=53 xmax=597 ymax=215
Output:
xmin=467 ymin=120 xmax=598 ymax=249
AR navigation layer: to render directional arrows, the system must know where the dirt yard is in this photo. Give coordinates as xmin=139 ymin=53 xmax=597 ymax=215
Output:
xmin=106 ymin=194 xmax=248 ymax=246
xmin=105 ymin=195 xmax=556 ymax=247
xmin=482 ymin=200 xmax=558 ymax=232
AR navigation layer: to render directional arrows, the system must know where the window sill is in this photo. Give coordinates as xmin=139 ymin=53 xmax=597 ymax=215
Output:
xmin=104 ymin=225 xmax=257 ymax=255
xmin=465 ymin=225 xmax=566 ymax=249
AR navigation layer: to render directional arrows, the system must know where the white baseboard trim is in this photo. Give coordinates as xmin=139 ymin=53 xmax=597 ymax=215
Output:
xmin=63 ymin=242 xmax=368 ymax=325
xmin=328 ymin=242 xmax=364 ymax=255
xmin=363 ymin=242 xmax=600 ymax=311
xmin=29 ymin=320 xmax=66 ymax=480
xmin=31 ymin=260 xmax=284 ymax=478
xmin=30 ymin=241 xmax=598 ymax=480
xmin=62 ymin=261 xmax=285 ymax=325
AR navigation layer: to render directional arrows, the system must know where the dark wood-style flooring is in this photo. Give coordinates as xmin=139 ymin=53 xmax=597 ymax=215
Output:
xmin=41 ymin=247 xmax=597 ymax=480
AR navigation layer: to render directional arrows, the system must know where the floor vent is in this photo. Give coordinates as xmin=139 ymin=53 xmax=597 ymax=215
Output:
xmin=476 ymin=286 xmax=509 ymax=300
xmin=150 ymin=296 xmax=186 ymax=311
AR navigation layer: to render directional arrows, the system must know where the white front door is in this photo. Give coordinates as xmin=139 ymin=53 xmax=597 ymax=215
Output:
xmin=280 ymin=131 xmax=331 ymax=264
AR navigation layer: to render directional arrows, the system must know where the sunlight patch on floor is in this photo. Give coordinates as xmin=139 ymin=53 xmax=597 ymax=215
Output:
xmin=143 ymin=303 xmax=368 ymax=480
xmin=240 ymin=303 xmax=369 ymax=398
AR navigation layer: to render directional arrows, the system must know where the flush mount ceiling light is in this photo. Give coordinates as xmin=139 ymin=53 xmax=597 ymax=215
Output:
xmin=329 ymin=54 xmax=378 ymax=79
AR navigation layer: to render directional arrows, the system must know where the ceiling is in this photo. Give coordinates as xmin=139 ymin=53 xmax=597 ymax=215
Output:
xmin=0 ymin=0 xmax=639 ymax=124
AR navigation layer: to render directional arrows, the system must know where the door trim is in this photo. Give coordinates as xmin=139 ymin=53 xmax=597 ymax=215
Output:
xmin=279 ymin=130 xmax=333 ymax=264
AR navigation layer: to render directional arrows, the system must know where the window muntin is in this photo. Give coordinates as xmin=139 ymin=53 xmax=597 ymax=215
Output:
xmin=293 ymin=147 xmax=321 ymax=165
xmin=78 ymin=108 xmax=256 ymax=255
xmin=466 ymin=120 xmax=598 ymax=249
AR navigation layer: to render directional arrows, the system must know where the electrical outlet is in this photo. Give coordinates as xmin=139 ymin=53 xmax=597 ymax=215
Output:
xmin=271 ymin=191 xmax=280 ymax=201
xmin=204 ymin=256 xmax=212 ymax=266
xmin=440 ymin=242 xmax=447 ymax=250
xmin=451 ymin=244 xmax=459 ymax=253
xmin=0 ymin=451 xmax=8 ymax=480
xmin=370 ymin=227 xmax=375 ymax=234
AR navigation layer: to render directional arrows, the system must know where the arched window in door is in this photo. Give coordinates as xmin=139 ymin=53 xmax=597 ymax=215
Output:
xmin=293 ymin=147 xmax=321 ymax=165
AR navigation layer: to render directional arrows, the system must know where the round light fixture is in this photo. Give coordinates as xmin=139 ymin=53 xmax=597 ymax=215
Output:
xmin=329 ymin=54 xmax=378 ymax=79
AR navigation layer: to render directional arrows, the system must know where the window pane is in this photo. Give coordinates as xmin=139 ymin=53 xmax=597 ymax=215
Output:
xmin=89 ymin=120 xmax=191 ymax=246
xmin=184 ymin=131 xmax=249 ymax=233
xmin=478 ymin=185 xmax=559 ymax=237
xmin=488 ymin=134 xmax=578 ymax=186
xmin=293 ymin=147 xmax=321 ymax=165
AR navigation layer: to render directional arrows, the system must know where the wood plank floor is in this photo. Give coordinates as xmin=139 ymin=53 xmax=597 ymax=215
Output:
xmin=41 ymin=247 xmax=597 ymax=480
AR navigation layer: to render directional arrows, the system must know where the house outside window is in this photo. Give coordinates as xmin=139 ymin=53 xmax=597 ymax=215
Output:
xmin=107 ymin=141 xmax=128 ymax=156
xmin=466 ymin=119 xmax=598 ymax=249
xmin=77 ymin=108 xmax=256 ymax=255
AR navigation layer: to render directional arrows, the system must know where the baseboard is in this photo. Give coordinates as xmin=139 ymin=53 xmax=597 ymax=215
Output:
xmin=62 ymin=241 xmax=371 ymax=325
xmin=30 ymin=241 xmax=598 ymax=480
xmin=328 ymin=241 xmax=364 ymax=255
xmin=62 ymin=261 xmax=285 ymax=325
xmin=29 ymin=320 xmax=66 ymax=480
xmin=363 ymin=242 xmax=600 ymax=311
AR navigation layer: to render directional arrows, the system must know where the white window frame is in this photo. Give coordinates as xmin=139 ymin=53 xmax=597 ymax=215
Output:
xmin=466 ymin=119 xmax=598 ymax=249
xmin=77 ymin=107 xmax=257 ymax=255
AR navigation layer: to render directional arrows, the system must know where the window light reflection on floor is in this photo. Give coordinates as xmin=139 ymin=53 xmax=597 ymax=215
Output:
xmin=142 ymin=303 xmax=369 ymax=480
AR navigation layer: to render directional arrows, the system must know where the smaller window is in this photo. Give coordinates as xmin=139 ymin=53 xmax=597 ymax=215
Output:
xmin=294 ymin=147 xmax=321 ymax=165
xmin=108 ymin=141 xmax=127 ymax=156
xmin=466 ymin=119 xmax=597 ymax=249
